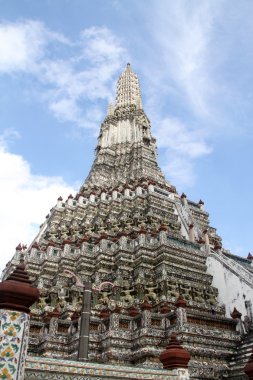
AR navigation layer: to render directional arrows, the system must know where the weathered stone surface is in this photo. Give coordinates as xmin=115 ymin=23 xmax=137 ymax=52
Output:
xmin=1 ymin=64 xmax=253 ymax=380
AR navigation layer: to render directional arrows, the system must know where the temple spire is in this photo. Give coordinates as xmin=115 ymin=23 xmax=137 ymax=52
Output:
xmin=115 ymin=63 xmax=143 ymax=109
xmin=85 ymin=64 xmax=166 ymax=187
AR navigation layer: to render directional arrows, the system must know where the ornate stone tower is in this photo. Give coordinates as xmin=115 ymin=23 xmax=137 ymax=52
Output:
xmin=86 ymin=62 xmax=166 ymax=187
xmin=3 ymin=64 xmax=253 ymax=379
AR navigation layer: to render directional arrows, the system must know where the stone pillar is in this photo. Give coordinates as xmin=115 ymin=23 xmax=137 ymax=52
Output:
xmin=57 ymin=195 xmax=63 ymax=207
xmin=159 ymin=333 xmax=191 ymax=379
xmin=136 ymin=186 xmax=142 ymax=196
xmin=141 ymin=307 xmax=152 ymax=328
xmin=119 ymin=234 xmax=127 ymax=249
xmin=181 ymin=193 xmax=187 ymax=206
xmin=112 ymin=190 xmax=118 ymax=200
xmin=188 ymin=224 xmax=195 ymax=242
xmin=99 ymin=235 xmax=108 ymax=251
xmin=63 ymin=242 xmax=71 ymax=255
xmin=175 ymin=295 xmax=188 ymax=327
xmin=78 ymin=282 xmax=92 ymax=361
xmin=159 ymin=224 xmax=168 ymax=244
xmin=203 ymin=229 xmax=209 ymax=245
xmin=77 ymin=195 xmax=84 ymax=204
xmin=139 ymin=228 xmax=146 ymax=245
xmin=231 ymin=307 xmax=245 ymax=334
xmin=198 ymin=199 xmax=204 ymax=210
xmin=0 ymin=263 xmax=39 ymax=380
xmin=67 ymin=194 xmax=74 ymax=206
xmin=81 ymin=237 xmax=89 ymax=253
xmin=109 ymin=312 xmax=119 ymax=331
xmin=89 ymin=192 xmax=96 ymax=203
xmin=101 ymin=191 xmax=106 ymax=201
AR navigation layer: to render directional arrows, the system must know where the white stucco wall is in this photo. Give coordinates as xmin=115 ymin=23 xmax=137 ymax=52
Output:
xmin=206 ymin=254 xmax=253 ymax=319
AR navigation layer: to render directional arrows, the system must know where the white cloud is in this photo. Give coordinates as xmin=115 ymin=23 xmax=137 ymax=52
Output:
xmin=0 ymin=128 xmax=21 ymax=145
xmin=154 ymin=116 xmax=211 ymax=187
xmin=138 ymin=1 xmax=219 ymax=186
xmin=0 ymin=20 xmax=128 ymax=129
xmin=81 ymin=26 xmax=125 ymax=65
xmin=0 ymin=20 xmax=69 ymax=73
xmin=146 ymin=1 xmax=218 ymax=117
xmin=0 ymin=20 xmax=45 ymax=72
xmin=156 ymin=117 xmax=211 ymax=158
xmin=0 ymin=130 xmax=76 ymax=272
xmin=162 ymin=157 xmax=195 ymax=188
xmin=49 ymin=98 xmax=81 ymax=124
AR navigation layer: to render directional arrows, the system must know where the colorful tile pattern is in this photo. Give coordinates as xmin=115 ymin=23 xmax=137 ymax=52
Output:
xmin=0 ymin=309 xmax=30 ymax=380
xmin=25 ymin=356 xmax=190 ymax=379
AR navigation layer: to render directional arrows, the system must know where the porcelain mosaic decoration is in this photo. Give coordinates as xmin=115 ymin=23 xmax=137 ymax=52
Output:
xmin=2 ymin=64 xmax=253 ymax=379
xmin=0 ymin=310 xmax=30 ymax=380
xmin=25 ymin=356 xmax=189 ymax=380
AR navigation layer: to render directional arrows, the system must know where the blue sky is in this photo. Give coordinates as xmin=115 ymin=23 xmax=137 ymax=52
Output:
xmin=0 ymin=0 xmax=253 ymax=271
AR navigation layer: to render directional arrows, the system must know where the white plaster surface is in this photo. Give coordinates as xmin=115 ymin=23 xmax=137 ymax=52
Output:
xmin=206 ymin=253 xmax=253 ymax=319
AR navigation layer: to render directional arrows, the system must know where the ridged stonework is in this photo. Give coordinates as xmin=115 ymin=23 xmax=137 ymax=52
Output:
xmin=2 ymin=65 xmax=250 ymax=379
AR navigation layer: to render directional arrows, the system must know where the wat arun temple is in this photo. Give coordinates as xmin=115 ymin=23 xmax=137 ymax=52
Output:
xmin=1 ymin=64 xmax=253 ymax=380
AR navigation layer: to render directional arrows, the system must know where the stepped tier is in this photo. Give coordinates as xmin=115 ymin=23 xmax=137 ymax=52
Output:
xmin=2 ymin=64 xmax=253 ymax=380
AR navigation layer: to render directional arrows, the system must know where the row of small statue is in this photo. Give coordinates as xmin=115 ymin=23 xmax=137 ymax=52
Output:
xmin=35 ymin=277 xmax=217 ymax=313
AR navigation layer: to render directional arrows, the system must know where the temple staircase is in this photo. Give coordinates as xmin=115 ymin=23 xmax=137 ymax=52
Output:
xmin=228 ymin=327 xmax=253 ymax=379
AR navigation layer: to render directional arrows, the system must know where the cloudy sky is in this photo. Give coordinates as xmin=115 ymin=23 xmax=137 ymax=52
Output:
xmin=0 ymin=0 xmax=253 ymax=271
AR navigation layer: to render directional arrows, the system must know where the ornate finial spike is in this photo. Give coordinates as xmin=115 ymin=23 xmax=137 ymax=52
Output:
xmin=159 ymin=333 xmax=191 ymax=370
xmin=175 ymin=294 xmax=187 ymax=308
xmin=115 ymin=64 xmax=143 ymax=109
xmin=0 ymin=264 xmax=39 ymax=313
xmin=107 ymin=103 xmax=114 ymax=116
xmin=231 ymin=307 xmax=242 ymax=319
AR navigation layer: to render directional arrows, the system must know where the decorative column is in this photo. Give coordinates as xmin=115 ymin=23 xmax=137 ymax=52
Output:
xmin=0 ymin=263 xmax=39 ymax=380
xmin=188 ymin=224 xmax=195 ymax=243
xmin=198 ymin=199 xmax=204 ymax=210
xmin=159 ymin=333 xmax=191 ymax=379
xmin=159 ymin=224 xmax=168 ymax=244
xmin=139 ymin=226 xmax=146 ymax=246
xmin=148 ymin=182 xmax=154 ymax=193
xmin=57 ymin=195 xmax=63 ymax=207
xmin=181 ymin=193 xmax=187 ymax=206
xmin=175 ymin=295 xmax=187 ymax=327
xmin=141 ymin=299 xmax=152 ymax=328
xmin=203 ymin=229 xmax=209 ymax=245
xmin=112 ymin=189 xmax=118 ymax=200
xmin=136 ymin=186 xmax=142 ymax=196
xmin=231 ymin=307 xmax=244 ymax=334
xmin=89 ymin=192 xmax=96 ymax=203
xmin=78 ymin=282 xmax=92 ymax=361
xmin=124 ymin=187 xmax=130 ymax=197
xmin=101 ymin=190 xmax=106 ymax=201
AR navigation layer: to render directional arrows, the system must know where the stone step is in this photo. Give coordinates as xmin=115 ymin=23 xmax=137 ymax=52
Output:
xmin=228 ymin=331 xmax=253 ymax=378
